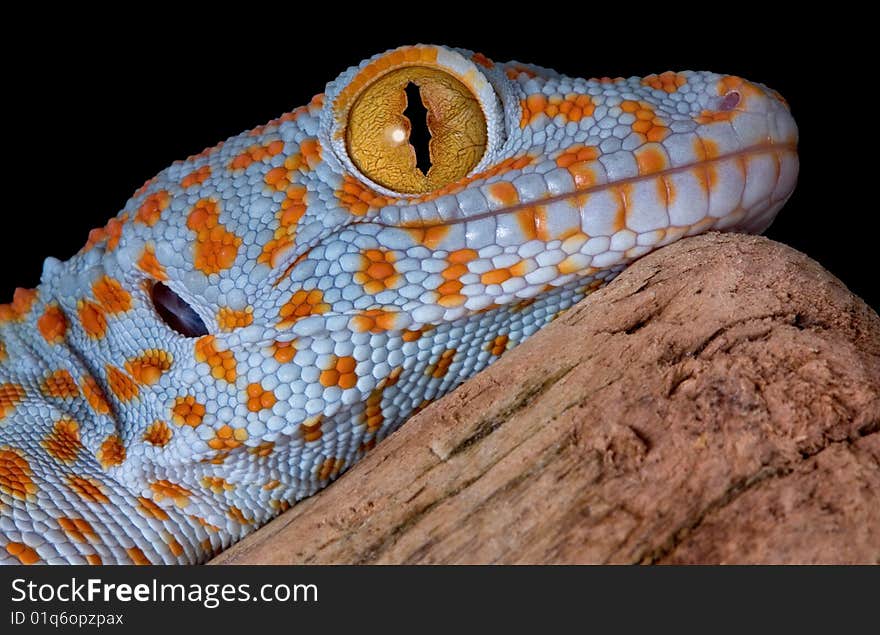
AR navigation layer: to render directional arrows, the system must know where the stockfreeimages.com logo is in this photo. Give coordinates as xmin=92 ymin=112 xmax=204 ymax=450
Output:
xmin=11 ymin=577 xmax=318 ymax=609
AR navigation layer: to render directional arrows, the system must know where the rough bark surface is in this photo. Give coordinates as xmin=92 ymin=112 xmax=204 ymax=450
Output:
xmin=211 ymin=233 xmax=880 ymax=565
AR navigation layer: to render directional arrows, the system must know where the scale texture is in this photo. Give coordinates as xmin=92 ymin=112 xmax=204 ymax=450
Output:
xmin=0 ymin=45 xmax=797 ymax=564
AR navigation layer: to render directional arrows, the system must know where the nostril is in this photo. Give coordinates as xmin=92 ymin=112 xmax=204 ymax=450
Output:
xmin=719 ymin=90 xmax=741 ymax=111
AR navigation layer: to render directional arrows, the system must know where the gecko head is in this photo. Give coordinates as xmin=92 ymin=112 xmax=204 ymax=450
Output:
xmin=25 ymin=45 xmax=796 ymax=502
xmin=317 ymin=45 xmax=799 ymax=323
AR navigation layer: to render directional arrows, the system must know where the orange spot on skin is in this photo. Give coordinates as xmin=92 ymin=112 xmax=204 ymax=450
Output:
xmin=558 ymin=255 xmax=585 ymax=275
xmin=181 ymin=165 xmax=211 ymax=188
xmin=472 ymin=52 xmax=494 ymax=68
xmin=403 ymin=225 xmax=450 ymax=249
xmin=635 ymin=144 xmax=669 ymax=175
xmin=435 ymin=249 xmax=479 ymax=308
xmin=642 ymin=71 xmax=688 ymax=93
xmin=41 ymin=370 xmax=80 ymax=400
xmin=105 ymin=365 xmax=139 ymax=402
xmin=320 ymin=355 xmax=358 ymax=389
xmin=57 ymin=517 xmax=97 ymax=543
xmin=264 ymin=166 xmax=291 ymax=191
xmin=5 ymin=542 xmax=39 ymax=565
xmin=125 ymin=349 xmax=173 ymax=385
xmin=505 ymin=64 xmax=537 ymax=80
xmin=248 ymin=442 xmax=275 ymax=458
xmin=362 ymin=367 xmax=402 ymax=432
xmin=201 ymin=452 xmax=231 ymax=465
xmin=657 ymin=176 xmax=676 ymax=207
xmin=136 ymin=190 xmax=171 ymax=226
xmin=202 ymin=476 xmax=235 ymax=494
xmin=263 ymin=480 xmax=281 ymax=490
xmin=271 ymin=339 xmax=297 ymax=364
xmin=488 ymin=182 xmax=519 ymax=206
xmin=516 ymin=206 xmax=550 ymax=241
xmin=137 ymin=496 xmax=170 ymax=521
xmin=37 ymin=304 xmax=67 ymax=343
xmin=166 ymin=535 xmax=185 ymax=558
xmin=696 ymin=109 xmax=735 ymax=124
xmin=299 ymin=416 xmax=323 ymax=442
xmin=81 ymin=376 xmax=111 ymax=415
xmin=127 ymin=546 xmax=152 ymax=565
xmin=143 ymin=420 xmax=173 ymax=447
xmin=351 ymin=309 xmax=398 ymax=333
xmin=216 ymin=306 xmax=253 ymax=331
xmin=67 ymin=475 xmax=109 ymax=504
xmin=150 ymin=480 xmax=192 ymax=508
xmin=0 ymin=383 xmax=25 ymax=420
xmin=86 ymin=554 xmax=103 ymax=565
xmin=245 ymin=382 xmax=277 ymax=412
xmin=171 ymin=396 xmax=205 ymax=428
xmin=299 ymin=138 xmax=322 ymax=168
xmin=316 ymin=457 xmax=346 ymax=481
xmin=557 ymin=145 xmax=600 ymax=197
xmin=229 ymin=140 xmax=284 ymax=170
xmin=336 ymin=175 xmax=388 ymax=216
xmin=428 ymin=348 xmax=457 ymax=379
xmin=613 ymin=184 xmax=633 ymax=233
xmin=82 ymin=214 xmax=127 ymax=253
xmin=137 ymin=244 xmax=167 ymax=280
xmin=228 ymin=506 xmax=252 ymax=524
xmin=692 ymin=138 xmax=720 ymax=192
xmin=402 ymin=327 xmax=427 ymax=342
xmin=190 ymin=515 xmax=221 ymax=532
xmin=622 ymin=100 xmax=669 ymax=142
xmin=97 ymin=434 xmax=126 ymax=468
xmin=487 ymin=334 xmax=510 ymax=356
xmin=207 ymin=425 xmax=248 ymax=450
xmin=194 ymin=336 xmax=236 ymax=383
xmin=355 ymin=249 xmax=400 ymax=294
xmin=186 ymin=199 xmax=241 ymax=275
xmin=278 ymin=289 xmax=329 ymax=328
xmin=273 ymin=193 xmax=305 ymax=240
xmin=0 ymin=446 xmax=37 ymax=500
xmin=0 ymin=287 xmax=38 ymax=322
xmin=481 ymin=268 xmax=512 ymax=285
xmin=556 ymin=144 xmax=600 ymax=169
xmin=78 ymin=300 xmax=107 ymax=339
xmin=448 ymin=249 xmax=478 ymax=264
xmin=693 ymin=138 xmax=721 ymax=161
xmin=521 ymin=92 xmax=594 ymax=127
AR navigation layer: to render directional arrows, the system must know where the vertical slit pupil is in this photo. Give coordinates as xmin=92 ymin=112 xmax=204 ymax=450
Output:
xmin=403 ymin=82 xmax=431 ymax=175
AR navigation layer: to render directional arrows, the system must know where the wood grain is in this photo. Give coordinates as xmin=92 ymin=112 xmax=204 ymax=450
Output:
xmin=212 ymin=233 xmax=880 ymax=564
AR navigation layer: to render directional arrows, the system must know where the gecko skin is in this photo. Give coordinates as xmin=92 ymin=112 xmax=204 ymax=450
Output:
xmin=0 ymin=45 xmax=797 ymax=564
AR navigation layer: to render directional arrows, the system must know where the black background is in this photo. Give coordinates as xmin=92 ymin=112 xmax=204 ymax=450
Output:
xmin=3 ymin=14 xmax=875 ymax=311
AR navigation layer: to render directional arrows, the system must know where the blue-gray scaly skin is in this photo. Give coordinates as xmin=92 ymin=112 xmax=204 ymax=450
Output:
xmin=0 ymin=44 xmax=797 ymax=564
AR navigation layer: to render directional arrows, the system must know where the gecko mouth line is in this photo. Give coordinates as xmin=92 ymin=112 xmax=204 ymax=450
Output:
xmin=380 ymin=141 xmax=798 ymax=229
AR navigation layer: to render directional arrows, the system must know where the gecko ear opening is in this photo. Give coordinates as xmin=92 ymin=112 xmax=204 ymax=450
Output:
xmin=150 ymin=282 xmax=209 ymax=338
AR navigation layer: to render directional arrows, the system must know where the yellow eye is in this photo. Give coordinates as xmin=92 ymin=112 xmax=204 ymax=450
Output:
xmin=345 ymin=66 xmax=488 ymax=194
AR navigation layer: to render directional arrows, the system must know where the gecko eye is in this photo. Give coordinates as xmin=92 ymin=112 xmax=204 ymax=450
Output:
xmin=345 ymin=66 xmax=488 ymax=194
xmin=150 ymin=282 xmax=208 ymax=337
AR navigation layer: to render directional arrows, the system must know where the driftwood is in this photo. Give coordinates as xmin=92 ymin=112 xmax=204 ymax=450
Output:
xmin=212 ymin=233 xmax=880 ymax=564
